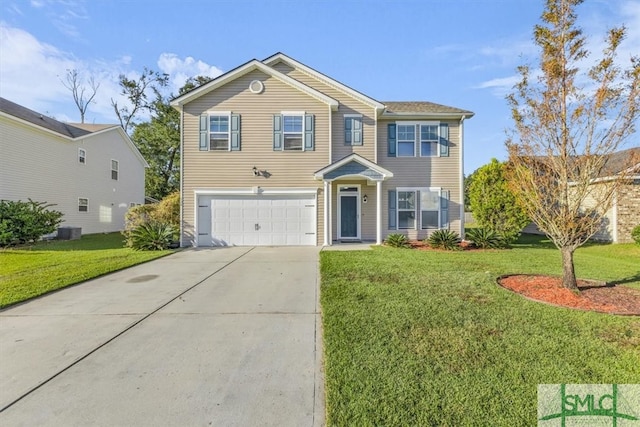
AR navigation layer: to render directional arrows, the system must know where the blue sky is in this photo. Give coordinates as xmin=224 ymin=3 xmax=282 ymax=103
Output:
xmin=1 ymin=0 xmax=639 ymax=174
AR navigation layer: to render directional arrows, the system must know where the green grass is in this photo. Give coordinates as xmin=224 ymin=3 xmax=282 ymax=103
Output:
xmin=0 ymin=233 xmax=173 ymax=308
xmin=320 ymin=235 xmax=640 ymax=426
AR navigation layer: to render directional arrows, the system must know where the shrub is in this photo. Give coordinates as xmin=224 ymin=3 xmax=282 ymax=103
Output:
xmin=632 ymin=225 xmax=640 ymax=245
xmin=468 ymin=159 xmax=529 ymax=244
xmin=123 ymin=192 xmax=180 ymax=248
xmin=426 ymin=229 xmax=461 ymax=250
xmin=466 ymin=228 xmax=506 ymax=249
xmin=0 ymin=199 xmax=63 ymax=247
xmin=129 ymin=222 xmax=176 ymax=250
xmin=385 ymin=233 xmax=410 ymax=248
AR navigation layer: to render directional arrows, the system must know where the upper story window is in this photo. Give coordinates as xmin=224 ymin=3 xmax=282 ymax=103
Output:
xmin=397 ymin=125 xmax=416 ymax=157
xmin=273 ymin=112 xmax=315 ymax=151
xmin=209 ymin=115 xmax=230 ymax=150
xmin=111 ymin=160 xmax=119 ymax=180
xmin=78 ymin=148 xmax=86 ymax=164
xmin=388 ymin=122 xmax=450 ymax=157
xmin=344 ymin=115 xmax=363 ymax=146
xmin=199 ymin=112 xmax=241 ymax=151
xmin=283 ymin=115 xmax=303 ymax=151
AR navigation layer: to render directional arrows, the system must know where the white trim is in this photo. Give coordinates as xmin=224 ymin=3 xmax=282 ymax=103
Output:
xmin=194 ymin=189 xmax=318 ymax=247
xmin=111 ymin=159 xmax=119 ymax=181
xmin=171 ymin=60 xmax=339 ymax=110
xmin=281 ymin=112 xmax=306 ymax=152
xmin=249 ymin=80 xmax=264 ymax=94
xmin=262 ymin=53 xmax=385 ymax=111
xmin=179 ymin=108 xmax=184 ymax=247
xmin=337 ymin=185 xmax=361 ymax=240
xmin=206 ymin=112 xmax=232 ymax=151
xmin=395 ymin=121 xmax=441 ymax=158
xmin=323 ymin=181 xmax=330 ymax=245
xmin=612 ymin=191 xmax=618 ymax=243
xmin=376 ymin=181 xmax=382 ymax=244
xmin=78 ymin=147 xmax=86 ymax=164
xmin=328 ymin=105 xmax=332 ymax=163
xmin=78 ymin=197 xmax=89 ymax=212
xmin=382 ymin=112 xmax=473 ymax=120
xmin=460 ymin=115 xmax=466 ymax=238
xmin=314 ymin=153 xmax=393 ymax=180
xmin=395 ymin=187 xmax=442 ymax=230
xmin=374 ymin=109 xmax=378 ymax=164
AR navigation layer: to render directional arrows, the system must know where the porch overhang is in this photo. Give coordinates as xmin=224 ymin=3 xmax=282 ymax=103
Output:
xmin=313 ymin=153 xmax=393 ymax=182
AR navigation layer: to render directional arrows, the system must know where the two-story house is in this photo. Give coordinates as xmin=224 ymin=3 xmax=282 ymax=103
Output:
xmin=0 ymin=97 xmax=148 ymax=235
xmin=170 ymin=53 xmax=473 ymax=247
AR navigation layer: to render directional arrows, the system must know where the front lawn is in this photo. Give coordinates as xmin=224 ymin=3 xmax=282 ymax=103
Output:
xmin=320 ymin=237 xmax=640 ymax=425
xmin=0 ymin=233 xmax=173 ymax=308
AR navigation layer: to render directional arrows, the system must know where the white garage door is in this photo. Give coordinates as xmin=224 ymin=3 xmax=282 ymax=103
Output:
xmin=197 ymin=194 xmax=316 ymax=246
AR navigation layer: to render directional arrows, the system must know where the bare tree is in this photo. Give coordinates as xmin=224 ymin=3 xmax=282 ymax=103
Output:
xmin=506 ymin=0 xmax=640 ymax=289
xmin=61 ymin=69 xmax=100 ymax=123
xmin=111 ymin=67 xmax=168 ymax=134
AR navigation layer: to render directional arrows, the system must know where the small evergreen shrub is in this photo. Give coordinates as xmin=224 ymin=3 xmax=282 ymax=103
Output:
xmin=426 ymin=229 xmax=461 ymax=250
xmin=123 ymin=192 xmax=180 ymax=248
xmin=385 ymin=233 xmax=410 ymax=248
xmin=466 ymin=228 xmax=505 ymax=249
xmin=632 ymin=225 xmax=640 ymax=245
xmin=129 ymin=222 xmax=176 ymax=250
xmin=0 ymin=199 xmax=64 ymax=247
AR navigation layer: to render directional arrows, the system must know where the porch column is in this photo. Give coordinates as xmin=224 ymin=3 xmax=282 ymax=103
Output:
xmin=324 ymin=180 xmax=330 ymax=246
xmin=376 ymin=180 xmax=382 ymax=245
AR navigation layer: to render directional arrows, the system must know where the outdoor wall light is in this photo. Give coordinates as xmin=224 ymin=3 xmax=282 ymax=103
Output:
xmin=253 ymin=166 xmax=259 ymax=176
xmin=363 ymin=194 xmax=368 ymax=203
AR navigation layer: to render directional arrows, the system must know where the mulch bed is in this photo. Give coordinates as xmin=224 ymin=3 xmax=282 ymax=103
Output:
xmin=498 ymin=274 xmax=640 ymax=315
xmin=408 ymin=240 xmax=477 ymax=251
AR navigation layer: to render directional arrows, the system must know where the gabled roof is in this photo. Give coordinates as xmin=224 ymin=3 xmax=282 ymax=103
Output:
xmin=382 ymin=101 xmax=474 ymax=119
xmin=0 ymin=97 xmax=148 ymax=167
xmin=314 ymin=153 xmax=393 ymax=181
xmin=0 ymin=97 xmax=92 ymax=138
xmin=600 ymin=146 xmax=640 ymax=177
xmin=170 ymin=59 xmax=339 ymax=110
xmin=263 ymin=52 xmax=386 ymax=112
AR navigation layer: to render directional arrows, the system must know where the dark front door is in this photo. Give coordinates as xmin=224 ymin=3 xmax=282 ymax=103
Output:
xmin=340 ymin=195 xmax=358 ymax=239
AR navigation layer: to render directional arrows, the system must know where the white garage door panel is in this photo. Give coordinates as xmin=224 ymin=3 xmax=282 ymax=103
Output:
xmin=198 ymin=194 xmax=316 ymax=246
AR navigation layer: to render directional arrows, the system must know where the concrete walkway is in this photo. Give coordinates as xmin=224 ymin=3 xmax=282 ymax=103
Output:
xmin=0 ymin=247 xmax=324 ymax=426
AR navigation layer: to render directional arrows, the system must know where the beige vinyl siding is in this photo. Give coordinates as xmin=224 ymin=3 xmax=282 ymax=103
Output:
xmin=270 ymin=61 xmax=377 ymax=162
xmin=181 ymin=70 xmax=330 ymax=246
xmin=0 ymin=117 xmax=145 ymax=234
xmin=377 ymin=119 xmax=462 ymax=240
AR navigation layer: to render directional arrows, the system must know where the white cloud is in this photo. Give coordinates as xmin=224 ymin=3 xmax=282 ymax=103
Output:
xmin=475 ymin=75 xmax=521 ymax=97
xmin=157 ymin=53 xmax=224 ymax=95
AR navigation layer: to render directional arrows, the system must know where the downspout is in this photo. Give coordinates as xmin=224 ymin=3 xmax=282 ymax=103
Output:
xmin=459 ymin=115 xmax=466 ymax=239
xmin=179 ymin=106 xmax=185 ymax=247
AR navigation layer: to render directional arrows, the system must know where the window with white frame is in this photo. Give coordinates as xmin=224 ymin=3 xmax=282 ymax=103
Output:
xmin=78 ymin=198 xmax=88 ymax=212
xmin=283 ymin=114 xmax=303 ymax=150
xmin=78 ymin=148 xmax=86 ymax=164
xmin=111 ymin=160 xmax=119 ymax=180
xmin=397 ymin=190 xmax=416 ymax=229
xmin=397 ymin=124 xmax=415 ymax=157
xmin=420 ymin=189 xmax=440 ymax=228
xmin=420 ymin=125 xmax=439 ymax=157
xmin=209 ymin=115 xmax=230 ymax=150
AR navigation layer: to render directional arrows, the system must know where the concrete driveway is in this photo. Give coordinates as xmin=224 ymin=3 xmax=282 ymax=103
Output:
xmin=0 ymin=246 xmax=324 ymax=426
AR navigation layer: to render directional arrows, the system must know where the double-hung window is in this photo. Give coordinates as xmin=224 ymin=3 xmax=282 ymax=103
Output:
xmin=78 ymin=198 xmax=88 ymax=212
xmin=420 ymin=189 xmax=440 ymax=229
xmin=111 ymin=160 xmax=119 ymax=180
xmin=283 ymin=114 xmax=303 ymax=151
xmin=397 ymin=191 xmax=416 ymax=229
xmin=344 ymin=115 xmax=363 ymax=146
xmin=209 ymin=115 xmax=230 ymax=150
xmin=397 ymin=124 xmax=416 ymax=157
xmin=420 ymin=125 xmax=439 ymax=157
xmin=78 ymin=148 xmax=86 ymax=164
xmin=388 ymin=122 xmax=449 ymax=157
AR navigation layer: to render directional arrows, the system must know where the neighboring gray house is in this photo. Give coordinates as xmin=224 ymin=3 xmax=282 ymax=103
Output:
xmin=0 ymin=97 xmax=148 ymax=234
xmin=171 ymin=53 xmax=474 ymax=247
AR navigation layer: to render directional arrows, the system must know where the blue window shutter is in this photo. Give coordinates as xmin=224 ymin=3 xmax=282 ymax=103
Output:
xmin=387 ymin=123 xmax=396 ymax=157
xmin=230 ymin=114 xmax=240 ymax=151
xmin=440 ymin=189 xmax=450 ymax=229
xmin=273 ymin=115 xmax=282 ymax=151
xmin=388 ymin=190 xmax=397 ymax=230
xmin=199 ymin=114 xmax=208 ymax=151
xmin=344 ymin=117 xmax=352 ymax=145
xmin=304 ymin=114 xmax=314 ymax=150
xmin=439 ymin=123 xmax=449 ymax=157
xmin=353 ymin=117 xmax=362 ymax=146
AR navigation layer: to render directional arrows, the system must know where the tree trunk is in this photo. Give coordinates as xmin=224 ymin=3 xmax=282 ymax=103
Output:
xmin=560 ymin=246 xmax=578 ymax=290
